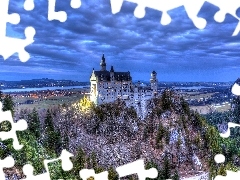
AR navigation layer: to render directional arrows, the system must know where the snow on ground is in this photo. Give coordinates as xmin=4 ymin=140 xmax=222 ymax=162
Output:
xmin=170 ymin=129 xmax=179 ymax=144
xmin=192 ymin=154 xmax=202 ymax=169
xmin=181 ymin=172 xmax=208 ymax=180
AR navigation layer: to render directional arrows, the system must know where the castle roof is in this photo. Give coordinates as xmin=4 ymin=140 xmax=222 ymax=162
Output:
xmin=152 ymin=70 xmax=157 ymax=74
xmin=100 ymin=54 xmax=106 ymax=66
xmin=93 ymin=70 xmax=132 ymax=81
xmin=235 ymin=78 xmax=240 ymax=85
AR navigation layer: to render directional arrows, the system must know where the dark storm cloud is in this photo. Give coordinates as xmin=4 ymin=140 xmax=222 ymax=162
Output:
xmin=1 ymin=0 xmax=240 ymax=81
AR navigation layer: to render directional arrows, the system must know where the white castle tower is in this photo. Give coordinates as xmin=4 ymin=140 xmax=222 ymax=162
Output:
xmin=150 ymin=71 xmax=158 ymax=97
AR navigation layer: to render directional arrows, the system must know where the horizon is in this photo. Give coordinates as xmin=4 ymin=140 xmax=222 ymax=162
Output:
xmin=1 ymin=1 xmax=240 ymax=82
xmin=0 ymin=77 xmax=235 ymax=84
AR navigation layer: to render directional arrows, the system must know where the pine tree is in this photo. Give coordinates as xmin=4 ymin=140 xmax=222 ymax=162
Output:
xmin=54 ymin=128 xmax=63 ymax=155
xmin=162 ymin=155 xmax=171 ymax=179
xmin=217 ymin=164 xmax=227 ymax=176
xmin=172 ymin=169 xmax=179 ymax=180
xmin=176 ymin=135 xmax=182 ymax=150
xmin=18 ymin=108 xmax=29 ymax=119
xmin=231 ymin=96 xmax=240 ymax=123
xmin=2 ymin=94 xmax=15 ymax=116
xmin=180 ymin=96 xmax=190 ymax=115
xmin=44 ymin=109 xmax=54 ymax=133
xmin=43 ymin=109 xmax=61 ymax=155
xmin=108 ymin=167 xmax=118 ymax=180
xmin=91 ymin=152 xmax=98 ymax=171
xmin=72 ymin=147 xmax=86 ymax=177
xmin=156 ymin=123 xmax=165 ymax=142
xmin=16 ymin=131 xmax=46 ymax=173
xmin=205 ymin=126 xmax=221 ymax=153
xmin=145 ymin=161 xmax=161 ymax=180
xmin=0 ymin=91 xmax=3 ymax=102
xmin=61 ymin=133 xmax=69 ymax=150
xmin=161 ymin=89 xmax=172 ymax=111
xmin=165 ymin=128 xmax=170 ymax=145
xmin=0 ymin=94 xmax=14 ymax=132
xmin=156 ymin=123 xmax=165 ymax=149
xmin=27 ymin=108 xmax=41 ymax=139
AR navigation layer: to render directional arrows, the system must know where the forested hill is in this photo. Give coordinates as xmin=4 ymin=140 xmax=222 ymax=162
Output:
xmin=1 ymin=90 xmax=240 ymax=179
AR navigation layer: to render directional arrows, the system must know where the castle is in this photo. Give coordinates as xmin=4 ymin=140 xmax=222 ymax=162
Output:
xmin=90 ymin=54 xmax=158 ymax=106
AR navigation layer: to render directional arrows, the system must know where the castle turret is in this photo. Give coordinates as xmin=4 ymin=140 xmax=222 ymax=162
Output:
xmin=150 ymin=71 xmax=158 ymax=96
xmin=90 ymin=68 xmax=98 ymax=104
xmin=110 ymin=66 xmax=114 ymax=81
xmin=100 ymin=54 xmax=106 ymax=71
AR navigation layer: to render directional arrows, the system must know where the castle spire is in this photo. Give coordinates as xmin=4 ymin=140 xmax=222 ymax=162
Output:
xmin=110 ymin=65 xmax=114 ymax=72
xmin=100 ymin=54 xmax=106 ymax=71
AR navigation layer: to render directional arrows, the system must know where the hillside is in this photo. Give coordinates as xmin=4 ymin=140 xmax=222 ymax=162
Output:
xmin=1 ymin=89 xmax=238 ymax=179
xmin=49 ymin=89 xmax=226 ymax=179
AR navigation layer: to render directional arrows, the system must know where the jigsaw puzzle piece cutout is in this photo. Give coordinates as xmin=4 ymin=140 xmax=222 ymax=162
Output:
xmin=43 ymin=149 xmax=74 ymax=178
xmin=79 ymin=169 xmax=109 ymax=180
xmin=51 ymin=149 xmax=74 ymax=171
xmin=220 ymin=122 xmax=240 ymax=138
xmin=183 ymin=0 xmax=207 ymax=29
xmin=214 ymin=154 xmax=225 ymax=164
xmin=48 ymin=0 xmax=67 ymax=22
xmin=0 ymin=102 xmax=28 ymax=150
xmin=24 ymin=0 xmax=35 ymax=11
xmin=0 ymin=156 xmax=15 ymax=180
xmin=232 ymin=78 xmax=240 ymax=96
xmin=110 ymin=0 xmax=240 ymax=36
xmin=110 ymin=0 xmax=184 ymax=25
xmin=197 ymin=2 xmax=239 ymax=36
xmin=0 ymin=0 xmax=36 ymax=62
xmin=22 ymin=164 xmax=50 ymax=180
xmin=22 ymin=149 xmax=73 ymax=180
xmin=110 ymin=0 xmax=207 ymax=27
xmin=196 ymin=1 xmax=221 ymax=27
xmin=70 ymin=0 xmax=81 ymax=9
xmin=0 ymin=27 xmax=35 ymax=62
xmin=204 ymin=0 xmax=240 ymax=36
xmin=214 ymin=170 xmax=240 ymax=180
xmin=48 ymin=0 xmax=81 ymax=22
xmin=213 ymin=79 xmax=240 ymax=179
xmin=116 ymin=159 xmax=158 ymax=180
xmin=206 ymin=0 xmax=240 ymax=22
xmin=0 ymin=0 xmax=20 ymax=38
xmin=111 ymin=0 xmax=185 ymax=25
xmin=110 ymin=0 xmax=124 ymax=14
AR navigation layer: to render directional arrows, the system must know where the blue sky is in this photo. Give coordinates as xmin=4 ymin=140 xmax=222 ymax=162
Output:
xmin=1 ymin=0 xmax=240 ymax=82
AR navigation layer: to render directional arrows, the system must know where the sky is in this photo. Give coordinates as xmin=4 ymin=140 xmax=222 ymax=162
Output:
xmin=1 ymin=0 xmax=240 ymax=82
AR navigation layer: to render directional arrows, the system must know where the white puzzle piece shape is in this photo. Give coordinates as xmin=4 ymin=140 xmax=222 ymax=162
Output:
xmin=0 ymin=102 xmax=28 ymax=150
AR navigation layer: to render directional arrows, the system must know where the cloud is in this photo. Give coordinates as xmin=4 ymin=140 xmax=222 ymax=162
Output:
xmin=1 ymin=0 xmax=240 ymax=82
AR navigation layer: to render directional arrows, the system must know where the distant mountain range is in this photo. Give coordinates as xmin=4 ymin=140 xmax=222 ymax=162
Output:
xmin=0 ymin=78 xmax=233 ymax=90
xmin=0 ymin=78 xmax=90 ymax=89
